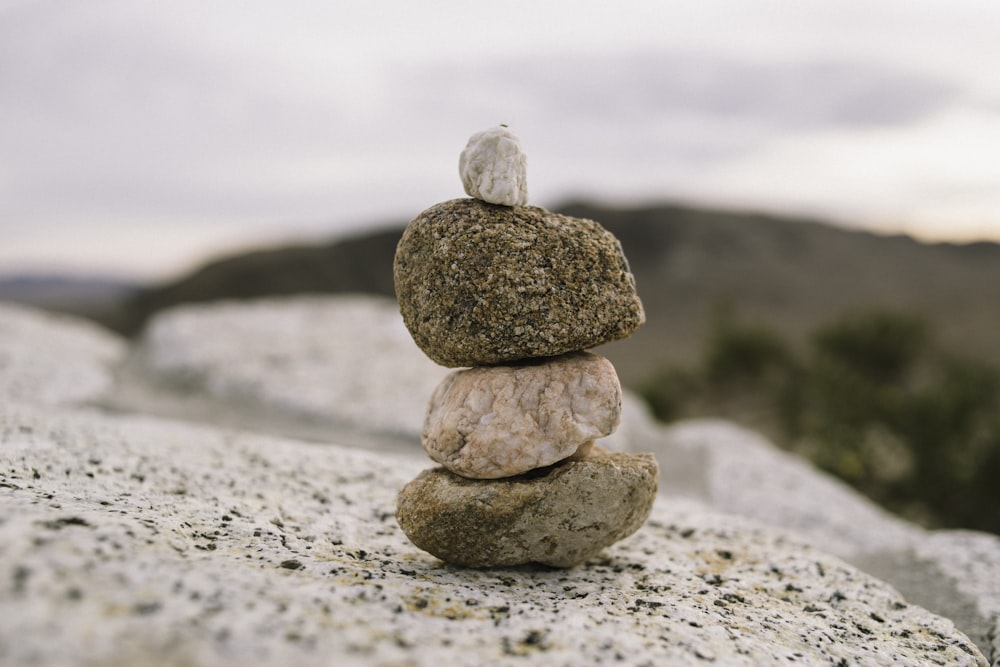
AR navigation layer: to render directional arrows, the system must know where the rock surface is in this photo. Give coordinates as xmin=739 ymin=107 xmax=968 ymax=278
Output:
xmin=423 ymin=351 xmax=621 ymax=478
xmin=459 ymin=125 xmax=528 ymax=207
xmin=393 ymin=198 xmax=645 ymax=367
xmin=2 ymin=298 xmax=998 ymax=665
xmin=648 ymin=419 xmax=921 ymax=559
xmin=1 ymin=404 xmax=986 ymax=666
xmin=396 ymin=449 xmax=657 ymax=567
xmin=0 ymin=302 xmax=124 ymax=406
xmin=631 ymin=412 xmax=1000 ymax=660
xmin=121 ymin=295 xmax=450 ymax=437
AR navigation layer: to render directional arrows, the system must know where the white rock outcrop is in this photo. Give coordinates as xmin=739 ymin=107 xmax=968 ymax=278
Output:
xmin=0 ymin=404 xmax=986 ymax=667
xmin=126 ymin=295 xmax=450 ymax=437
xmin=651 ymin=418 xmax=920 ymax=558
xmin=0 ymin=302 xmax=124 ymax=406
xmin=1 ymin=298 xmax=998 ymax=664
xmin=458 ymin=125 xmax=528 ymax=207
xmin=423 ymin=352 xmax=621 ymax=478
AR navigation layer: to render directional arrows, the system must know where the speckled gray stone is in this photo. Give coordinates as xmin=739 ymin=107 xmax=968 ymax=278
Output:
xmin=0 ymin=405 xmax=987 ymax=666
xmin=393 ymin=198 xmax=645 ymax=367
xmin=396 ymin=450 xmax=655 ymax=567
xmin=423 ymin=352 xmax=621 ymax=478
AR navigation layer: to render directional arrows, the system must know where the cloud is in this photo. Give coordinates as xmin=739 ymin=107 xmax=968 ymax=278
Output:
xmin=0 ymin=1 xmax=991 ymax=278
xmin=402 ymin=50 xmax=961 ymax=139
xmin=382 ymin=50 xmax=964 ymax=207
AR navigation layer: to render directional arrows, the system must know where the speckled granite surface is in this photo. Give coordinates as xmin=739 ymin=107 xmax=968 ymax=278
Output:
xmin=0 ymin=302 xmax=125 ymax=406
xmin=0 ymin=404 xmax=985 ymax=666
xmin=1 ymin=298 xmax=998 ymax=665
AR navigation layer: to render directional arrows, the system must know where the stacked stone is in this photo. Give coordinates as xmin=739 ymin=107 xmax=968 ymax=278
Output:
xmin=394 ymin=126 xmax=658 ymax=568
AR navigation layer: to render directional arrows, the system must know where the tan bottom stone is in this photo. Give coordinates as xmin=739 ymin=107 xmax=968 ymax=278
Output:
xmin=395 ymin=448 xmax=658 ymax=568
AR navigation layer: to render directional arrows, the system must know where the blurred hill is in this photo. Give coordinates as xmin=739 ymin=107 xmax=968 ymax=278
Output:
xmin=13 ymin=202 xmax=1000 ymax=388
xmin=558 ymin=203 xmax=1000 ymax=385
xmin=0 ymin=274 xmax=138 ymax=321
xmin=105 ymin=226 xmax=403 ymax=335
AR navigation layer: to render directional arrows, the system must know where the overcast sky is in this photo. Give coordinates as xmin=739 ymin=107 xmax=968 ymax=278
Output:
xmin=3 ymin=0 xmax=1000 ymax=280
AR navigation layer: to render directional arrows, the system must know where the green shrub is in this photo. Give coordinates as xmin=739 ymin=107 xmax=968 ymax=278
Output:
xmin=811 ymin=310 xmax=927 ymax=384
xmin=639 ymin=368 xmax=701 ymax=423
xmin=704 ymin=311 xmax=792 ymax=385
xmin=892 ymin=357 xmax=1000 ymax=530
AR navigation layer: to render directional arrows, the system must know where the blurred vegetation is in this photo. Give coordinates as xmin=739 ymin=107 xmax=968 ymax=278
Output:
xmin=639 ymin=307 xmax=1000 ymax=535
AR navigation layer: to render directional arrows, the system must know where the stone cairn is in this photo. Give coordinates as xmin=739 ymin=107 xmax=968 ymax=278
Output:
xmin=394 ymin=126 xmax=658 ymax=567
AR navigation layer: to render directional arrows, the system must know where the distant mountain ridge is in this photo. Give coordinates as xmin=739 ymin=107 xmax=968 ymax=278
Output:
xmin=113 ymin=226 xmax=402 ymax=334
xmin=557 ymin=202 xmax=1000 ymax=382
xmin=0 ymin=274 xmax=138 ymax=318
xmin=13 ymin=201 xmax=1000 ymax=387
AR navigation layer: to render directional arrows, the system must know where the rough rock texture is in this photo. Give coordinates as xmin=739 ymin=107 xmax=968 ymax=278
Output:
xmin=1 ymin=404 xmax=987 ymax=666
xmin=393 ymin=198 xmax=645 ymax=367
xmin=459 ymin=125 xmax=528 ymax=207
xmin=0 ymin=302 xmax=124 ymax=406
xmin=627 ymin=410 xmax=1000 ymax=659
xmin=649 ymin=419 xmax=921 ymax=559
xmin=396 ymin=449 xmax=657 ymax=567
xmin=3 ymin=299 xmax=998 ymax=664
xmin=122 ymin=295 xmax=450 ymax=437
xmin=913 ymin=531 xmax=1000 ymax=664
xmin=423 ymin=351 xmax=621 ymax=478
xmin=854 ymin=528 xmax=1000 ymax=663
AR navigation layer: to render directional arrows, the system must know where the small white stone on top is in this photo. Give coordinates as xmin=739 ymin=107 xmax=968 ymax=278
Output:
xmin=458 ymin=125 xmax=528 ymax=207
